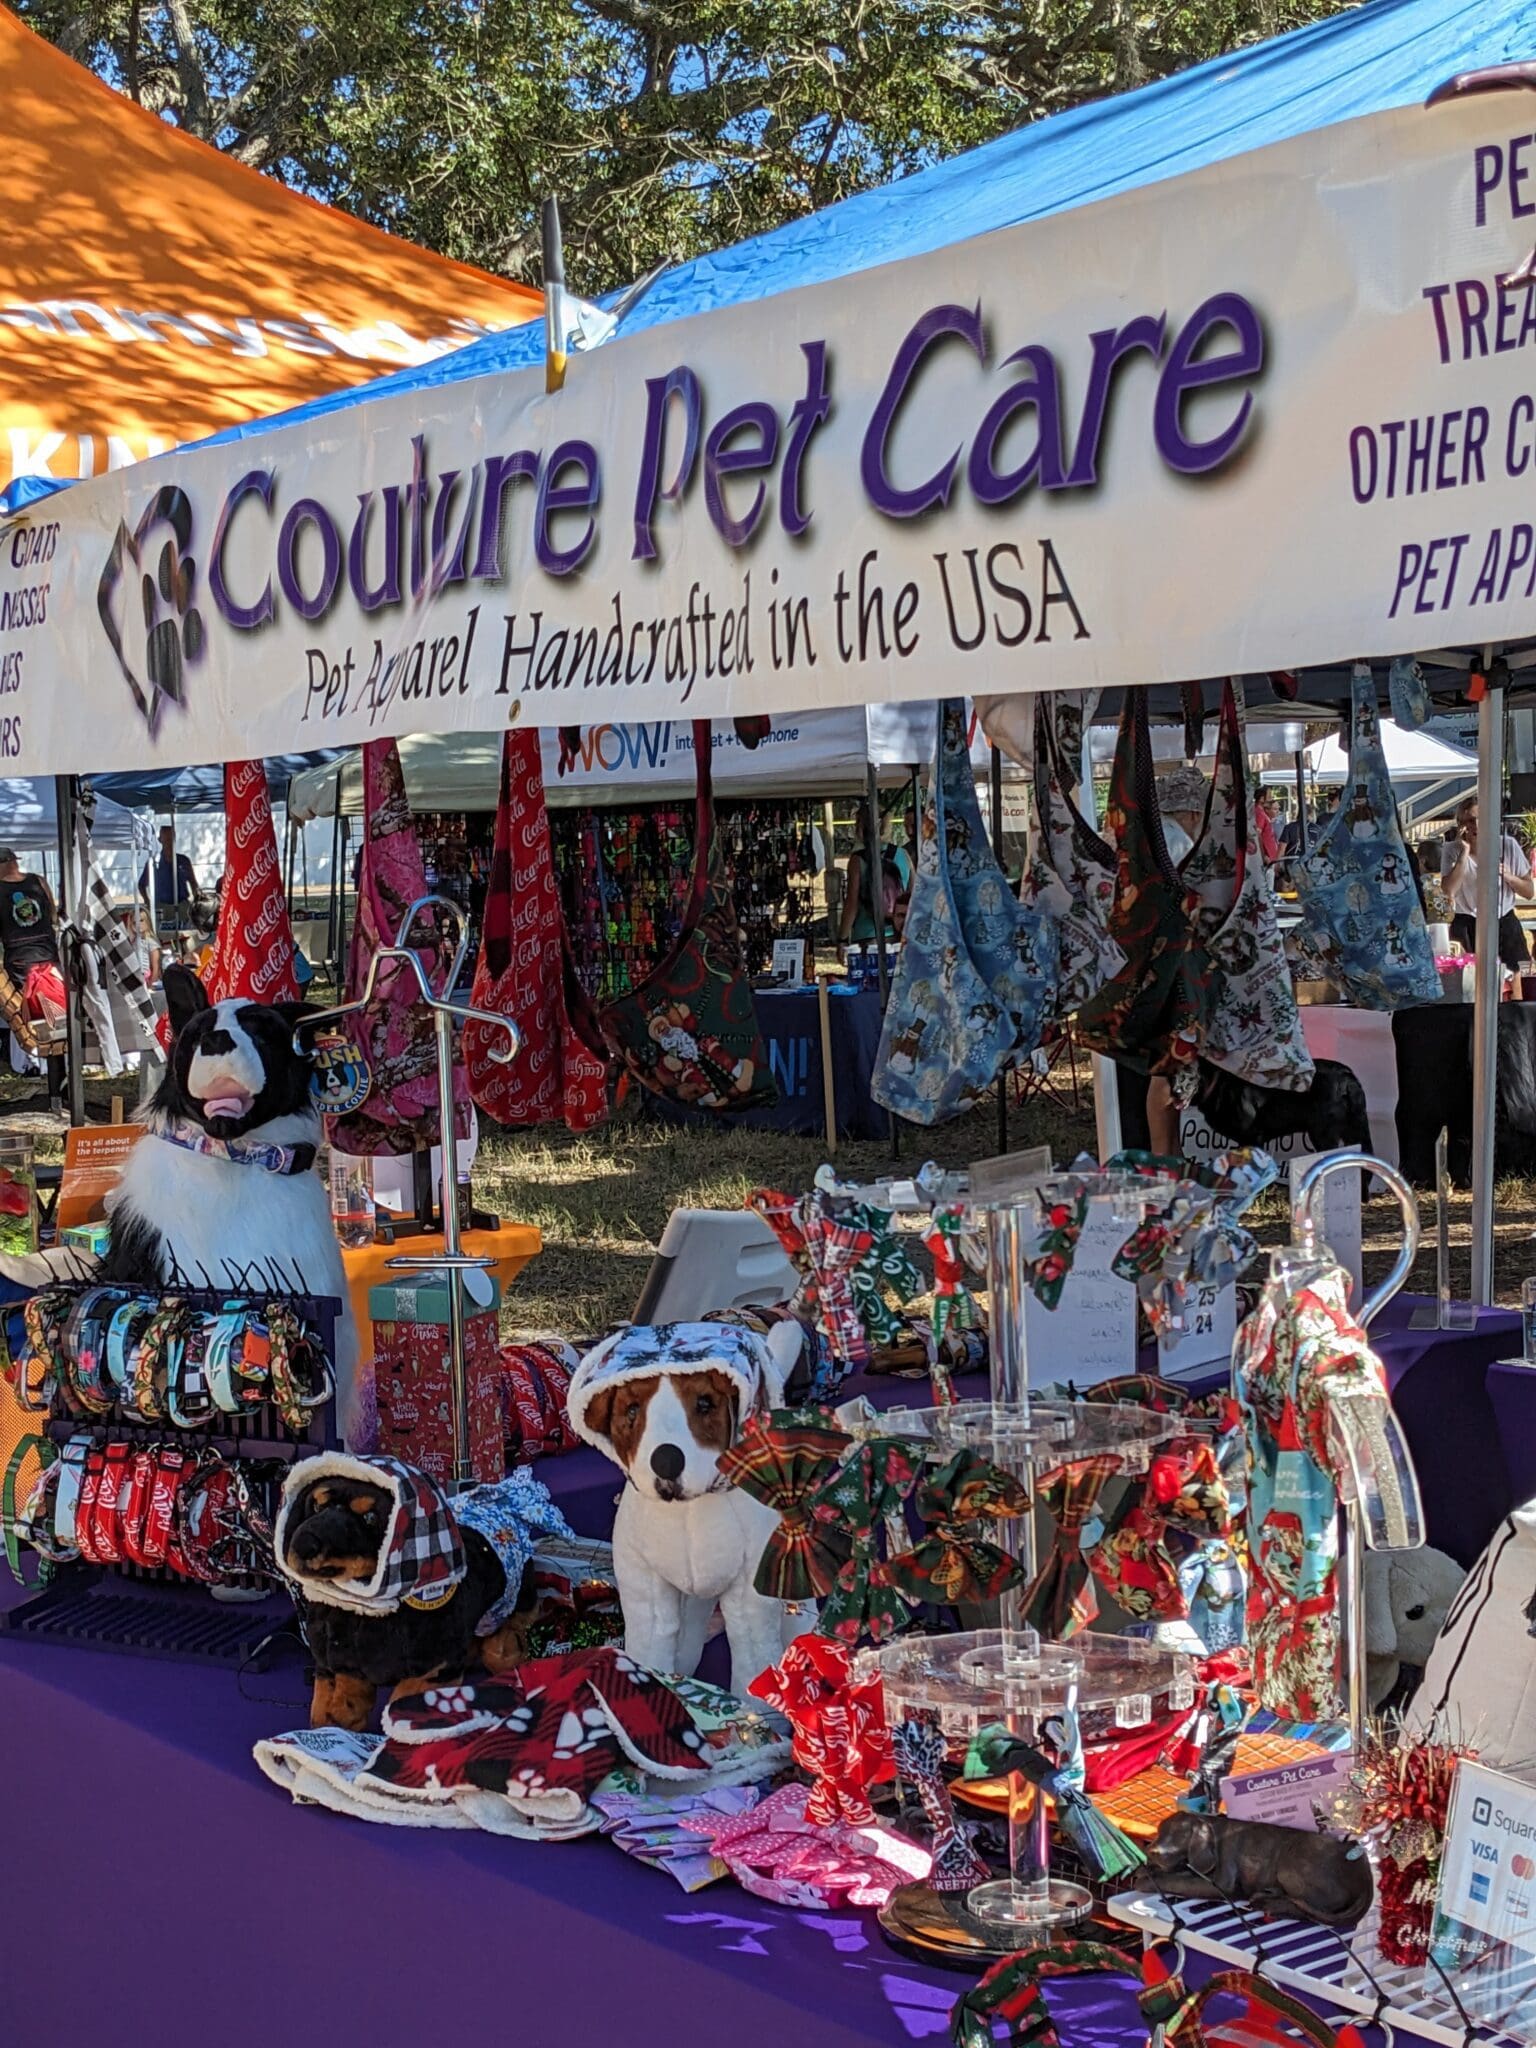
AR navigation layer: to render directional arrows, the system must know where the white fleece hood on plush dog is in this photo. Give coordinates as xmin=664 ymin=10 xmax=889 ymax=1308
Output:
xmin=567 ymin=1321 xmax=794 ymax=1464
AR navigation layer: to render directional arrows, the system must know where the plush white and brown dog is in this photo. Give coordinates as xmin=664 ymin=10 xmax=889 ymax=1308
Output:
xmin=567 ymin=1320 xmax=802 ymax=1687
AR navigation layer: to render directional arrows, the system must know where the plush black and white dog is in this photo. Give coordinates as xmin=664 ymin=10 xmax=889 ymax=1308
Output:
xmin=102 ymin=966 xmax=362 ymax=1439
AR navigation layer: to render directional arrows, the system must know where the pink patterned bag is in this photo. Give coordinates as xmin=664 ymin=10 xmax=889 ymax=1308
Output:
xmin=326 ymin=738 xmax=471 ymax=1157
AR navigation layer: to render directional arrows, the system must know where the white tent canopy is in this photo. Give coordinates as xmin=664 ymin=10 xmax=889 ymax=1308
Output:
xmin=286 ymin=706 xmax=953 ymax=820
xmin=1302 ymin=722 xmax=1476 ymax=785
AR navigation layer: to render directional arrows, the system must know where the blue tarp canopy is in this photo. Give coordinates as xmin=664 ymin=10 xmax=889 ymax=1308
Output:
xmin=128 ymin=0 xmax=1536 ymax=459
xmin=5 ymin=0 xmax=1530 ymax=524
xmin=89 ymin=753 xmax=339 ymax=811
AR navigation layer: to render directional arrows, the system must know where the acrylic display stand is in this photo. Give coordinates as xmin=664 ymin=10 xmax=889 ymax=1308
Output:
xmin=869 ymin=1627 xmax=1196 ymax=1963
xmin=1408 ymin=1127 xmax=1479 ymax=1332
xmin=299 ymin=895 xmax=518 ymax=1494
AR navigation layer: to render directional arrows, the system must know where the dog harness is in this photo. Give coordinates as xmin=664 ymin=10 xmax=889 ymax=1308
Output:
xmin=158 ymin=1118 xmax=318 ymax=1176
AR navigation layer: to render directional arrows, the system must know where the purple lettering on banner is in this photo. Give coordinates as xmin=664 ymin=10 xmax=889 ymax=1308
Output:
xmin=1065 ymin=315 xmax=1167 ymax=487
xmin=472 ymin=448 xmax=539 ymax=582
xmin=535 ymin=439 xmax=600 ymax=576
xmin=347 ymin=485 xmax=404 ymax=612
xmin=1475 ymin=143 xmax=1505 ymax=227
xmin=1423 ymin=282 xmax=1453 ymax=364
xmin=633 ymin=365 xmax=703 ymax=562
xmin=779 ymin=341 xmax=831 ymax=537
xmin=1153 ymin=292 xmax=1264 ymax=475
xmin=1350 ymin=426 xmax=1378 ymax=504
xmin=277 ymin=498 xmax=342 ymax=622
xmin=704 ymin=402 xmax=780 ymax=547
xmin=1515 ymin=135 xmax=1536 ymax=219
xmin=1510 ymin=393 xmax=1535 ymax=476
xmin=967 ymin=345 xmax=1066 ymax=505
xmin=210 ymin=468 xmax=276 ymax=631
xmin=860 ymin=302 xmax=986 ymax=518
xmin=428 ymin=467 xmax=478 ymax=593
xmin=1389 ymin=543 xmax=1423 ymax=618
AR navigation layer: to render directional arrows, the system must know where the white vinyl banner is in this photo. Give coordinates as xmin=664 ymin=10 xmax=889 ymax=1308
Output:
xmin=4 ymin=98 xmax=1536 ymax=775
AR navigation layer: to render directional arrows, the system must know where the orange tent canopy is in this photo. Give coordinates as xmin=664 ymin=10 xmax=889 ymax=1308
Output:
xmin=0 ymin=5 xmax=538 ymax=494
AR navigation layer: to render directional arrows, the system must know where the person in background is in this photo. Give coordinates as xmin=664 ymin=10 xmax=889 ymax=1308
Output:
xmin=1443 ymin=795 xmax=1534 ymax=981
xmin=1279 ymin=805 xmax=1308 ymax=856
xmin=1254 ymin=786 xmax=1283 ymax=863
xmin=1155 ymin=764 xmax=1207 ymax=865
xmin=0 ymin=848 xmax=67 ymax=1109
xmin=140 ymin=824 xmax=201 ymax=915
xmin=136 ymin=905 xmax=162 ymax=983
xmin=839 ymin=805 xmax=915 ymax=946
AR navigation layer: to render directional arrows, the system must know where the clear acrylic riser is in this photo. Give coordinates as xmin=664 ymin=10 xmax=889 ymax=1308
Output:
xmin=863 ymin=1628 xmax=1196 ymax=1953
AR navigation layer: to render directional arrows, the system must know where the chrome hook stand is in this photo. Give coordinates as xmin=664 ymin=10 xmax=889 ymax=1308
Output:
xmin=297 ymin=895 xmax=519 ymax=1491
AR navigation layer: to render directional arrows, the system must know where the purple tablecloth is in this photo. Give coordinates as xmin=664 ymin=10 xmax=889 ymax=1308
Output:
xmin=1485 ymin=1358 xmax=1536 ymax=1510
xmin=0 ymin=1614 xmax=1172 ymax=2048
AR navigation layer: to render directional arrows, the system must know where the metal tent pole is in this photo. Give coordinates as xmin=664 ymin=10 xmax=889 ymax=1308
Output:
xmin=865 ymin=760 xmax=898 ymax=1157
xmin=54 ymin=773 xmax=86 ymax=1126
xmin=1294 ymin=749 xmax=1309 ymax=853
xmin=1470 ymin=660 xmax=1503 ymax=1305
xmin=991 ymin=743 xmax=1009 ymax=1158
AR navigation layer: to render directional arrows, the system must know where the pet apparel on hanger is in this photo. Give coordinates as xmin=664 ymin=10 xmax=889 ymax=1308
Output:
xmin=1290 ymin=665 xmax=1440 ymax=1007
xmin=1020 ymin=694 xmax=1123 ymax=1016
xmin=464 ymin=729 xmax=609 ymax=1132
xmin=1180 ymin=681 xmax=1313 ymax=1092
xmin=1234 ymin=1262 xmax=1389 ymax=1721
xmin=328 ymin=738 xmax=472 ymax=1156
xmin=873 ymin=700 xmax=1057 ymax=1124
xmin=577 ymin=722 xmax=776 ymax=1113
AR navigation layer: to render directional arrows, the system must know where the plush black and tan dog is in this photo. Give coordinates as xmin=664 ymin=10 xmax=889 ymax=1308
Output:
xmin=274 ymin=1454 xmax=574 ymax=1732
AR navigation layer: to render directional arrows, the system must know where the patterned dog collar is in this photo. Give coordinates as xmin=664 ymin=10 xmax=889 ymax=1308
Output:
xmin=160 ymin=1119 xmax=317 ymax=1177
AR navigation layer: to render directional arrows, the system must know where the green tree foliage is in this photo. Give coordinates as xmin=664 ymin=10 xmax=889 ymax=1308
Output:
xmin=23 ymin=1 xmax=1352 ymax=288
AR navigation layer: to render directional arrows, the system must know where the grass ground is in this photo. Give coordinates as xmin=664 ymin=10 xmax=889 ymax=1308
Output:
xmin=11 ymin=1067 xmax=1533 ymax=1341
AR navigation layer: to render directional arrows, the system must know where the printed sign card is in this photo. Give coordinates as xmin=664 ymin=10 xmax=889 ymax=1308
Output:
xmin=1022 ymin=1193 xmax=1135 ymax=1389
xmin=1430 ymin=1761 xmax=1536 ymax=2038
xmin=770 ymin=937 xmax=805 ymax=983
xmin=1156 ymin=1278 xmax=1236 ymax=1381
xmin=1221 ymin=1752 xmax=1351 ymax=1831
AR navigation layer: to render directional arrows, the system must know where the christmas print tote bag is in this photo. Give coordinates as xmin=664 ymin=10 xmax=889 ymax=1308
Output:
xmin=595 ymin=724 xmax=777 ymax=1113
xmin=873 ymin=701 xmax=1057 ymax=1125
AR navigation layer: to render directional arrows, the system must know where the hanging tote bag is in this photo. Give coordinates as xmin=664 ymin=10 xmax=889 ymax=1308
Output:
xmin=873 ymin=702 xmax=1057 ymax=1125
xmin=464 ymin=729 xmax=610 ymax=1132
xmin=1290 ymin=665 xmax=1440 ymax=1008
xmin=594 ymin=722 xmax=777 ymax=1113
xmin=1180 ymin=681 xmax=1314 ymax=1092
xmin=327 ymin=737 xmax=473 ymax=1157
xmin=1074 ymin=692 xmax=1205 ymax=1075
xmin=204 ymin=760 xmax=300 ymax=1008
xmin=1019 ymin=695 xmax=1123 ymax=1016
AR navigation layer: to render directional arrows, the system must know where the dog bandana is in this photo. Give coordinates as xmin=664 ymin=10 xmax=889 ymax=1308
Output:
xmin=1020 ymin=1455 xmax=1124 ymax=1639
xmin=923 ymin=1205 xmax=979 ymax=1357
xmin=748 ymin=1633 xmax=893 ymax=1827
xmin=203 ymin=760 xmax=300 ymax=1009
xmin=1026 ymin=1188 xmax=1088 ymax=1309
xmin=887 ymin=1451 xmax=1029 ymax=1608
xmin=965 ymin=1710 xmax=1146 ymax=1881
xmin=716 ymin=1407 xmax=855 ymax=1602
xmin=678 ymin=1781 xmax=930 ymax=1909
xmin=951 ymin=1942 xmax=1193 ymax=2048
xmin=813 ymin=1440 xmax=921 ymax=1645
xmin=890 ymin=1717 xmax=988 ymax=1892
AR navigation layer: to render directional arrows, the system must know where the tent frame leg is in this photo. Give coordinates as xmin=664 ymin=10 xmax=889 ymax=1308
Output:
xmin=1470 ymin=659 xmax=1502 ymax=1306
xmin=55 ymin=773 xmax=86 ymax=1128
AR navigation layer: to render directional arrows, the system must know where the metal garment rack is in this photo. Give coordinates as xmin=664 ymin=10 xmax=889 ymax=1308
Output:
xmin=296 ymin=894 xmax=519 ymax=1493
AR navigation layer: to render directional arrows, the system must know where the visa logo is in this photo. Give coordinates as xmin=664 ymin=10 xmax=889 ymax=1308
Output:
xmin=1473 ymin=1841 xmax=1499 ymax=1865
xmin=1472 ymin=1871 xmax=1492 ymax=1905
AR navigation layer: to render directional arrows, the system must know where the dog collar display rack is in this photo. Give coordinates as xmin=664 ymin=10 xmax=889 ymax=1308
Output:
xmin=0 ymin=1281 xmax=342 ymax=1668
xmin=295 ymin=894 xmax=518 ymax=1495
xmin=863 ymin=1629 xmax=1196 ymax=1965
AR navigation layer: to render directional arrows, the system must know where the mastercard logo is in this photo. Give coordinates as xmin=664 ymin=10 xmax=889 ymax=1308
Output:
xmin=1513 ymin=1853 xmax=1535 ymax=1881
